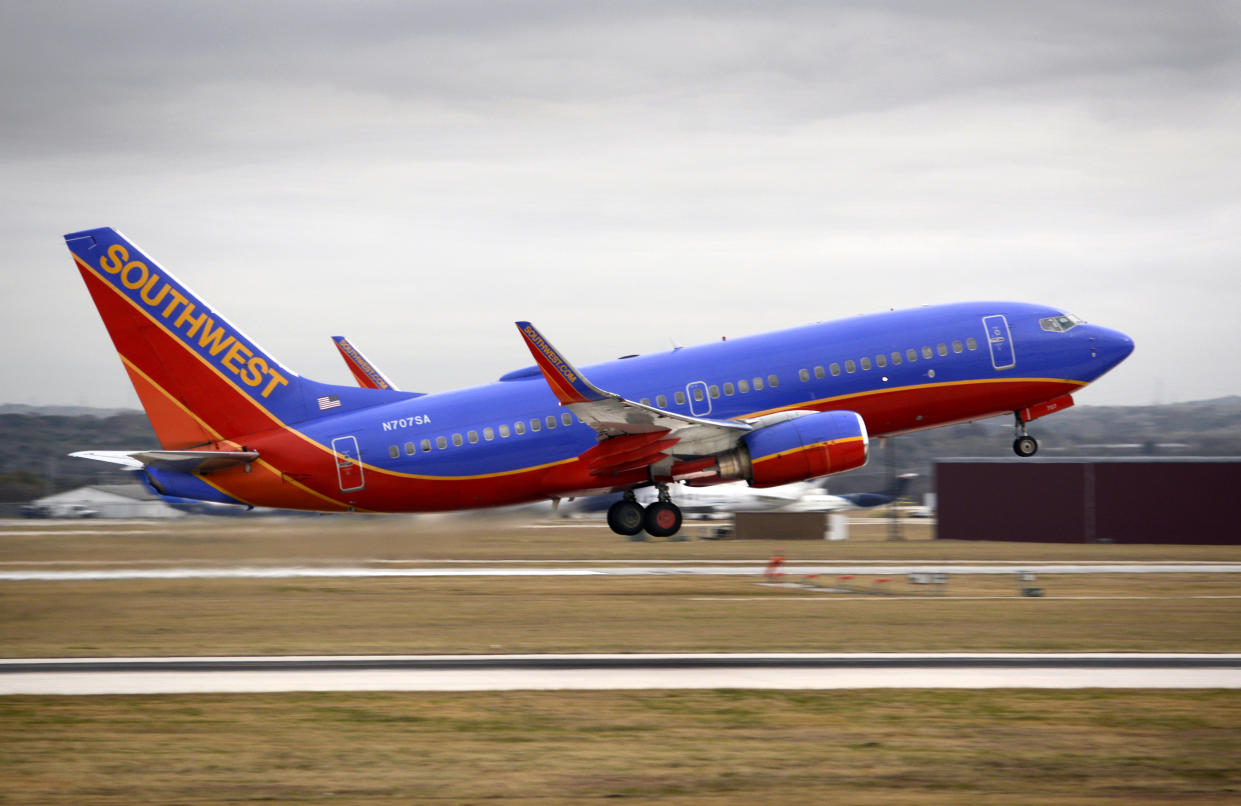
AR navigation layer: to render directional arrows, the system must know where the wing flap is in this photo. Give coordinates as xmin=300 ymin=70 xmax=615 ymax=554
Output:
xmin=578 ymin=432 xmax=682 ymax=478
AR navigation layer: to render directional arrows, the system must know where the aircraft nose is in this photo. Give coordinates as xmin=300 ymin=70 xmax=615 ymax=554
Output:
xmin=1088 ymin=325 xmax=1134 ymax=373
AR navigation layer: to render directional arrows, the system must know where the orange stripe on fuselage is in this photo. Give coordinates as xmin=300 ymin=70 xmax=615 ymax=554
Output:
xmin=740 ymin=377 xmax=1084 ymax=435
xmin=117 ymin=354 xmax=352 ymax=511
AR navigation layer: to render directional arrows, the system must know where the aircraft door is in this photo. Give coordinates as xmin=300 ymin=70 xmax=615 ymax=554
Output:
xmin=686 ymin=380 xmax=711 ymax=416
xmin=331 ymin=435 xmax=365 ymax=492
xmin=982 ymin=315 xmax=1015 ymax=370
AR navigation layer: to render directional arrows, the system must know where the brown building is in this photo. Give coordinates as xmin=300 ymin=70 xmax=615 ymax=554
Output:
xmin=935 ymin=458 xmax=1241 ymax=544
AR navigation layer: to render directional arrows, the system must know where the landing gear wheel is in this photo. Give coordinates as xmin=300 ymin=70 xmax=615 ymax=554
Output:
xmin=643 ymin=501 xmax=683 ymax=538
xmin=1013 ymin=436 xmax=1038 ymax=457
xmin=606 ymin=500 xmax=645 ymax=536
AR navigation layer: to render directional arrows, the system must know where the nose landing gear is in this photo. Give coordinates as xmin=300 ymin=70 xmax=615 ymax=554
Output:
xmin=1012 ymin=414 xmax=1039 ymax=457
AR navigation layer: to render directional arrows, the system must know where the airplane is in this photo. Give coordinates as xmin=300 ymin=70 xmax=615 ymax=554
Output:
xmin=63 ymin=227 xmax=1134 ymax=538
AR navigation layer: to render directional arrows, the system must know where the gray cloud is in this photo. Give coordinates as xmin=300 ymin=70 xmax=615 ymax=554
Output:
xmin=2 ymin=1 xmax=1239 ymax=409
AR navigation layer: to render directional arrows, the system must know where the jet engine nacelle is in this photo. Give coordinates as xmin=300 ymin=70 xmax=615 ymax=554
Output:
xmin=705 ymin=410 xmax=869 ymax=488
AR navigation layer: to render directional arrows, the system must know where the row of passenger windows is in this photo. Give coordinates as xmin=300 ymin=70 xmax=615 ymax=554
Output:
xmin=388 ymin=412 xmax=577 ymax=458
xmin=386 ymin=336 xmax=980 ymax=459
xmin=802 ymin=337 xmax=979 ymax=379
xmin=637 ymin=374 xmax=780 ymax=408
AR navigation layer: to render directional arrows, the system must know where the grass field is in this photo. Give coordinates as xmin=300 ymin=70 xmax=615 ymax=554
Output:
xmin=2 ymin=516 xmax=1239 ymax=657
xmin=2 ymin=517 xmax=1239 ymax=804
xmin=5 ymin=514 xmax=1241 ymax=564
xmin=2 ymin=690 xmax=1239 ymax=804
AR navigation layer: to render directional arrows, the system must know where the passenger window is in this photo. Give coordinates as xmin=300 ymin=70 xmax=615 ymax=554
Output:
xmin=708 ymin=385 xmax=720 ymax=399
xmin=845 ymin=360 xmax=856 ymax=373
xmin=906 ymin=348 xmax=917 ymax=362
xmin=499 ymin=424 xmax=510 ymax=438
xmin=799 ymin=368 xmax=809 ymax=382
xmin=640 ymin=398 xmax=650 ymax=406
xmin=952 ymin=340 xmax=963 ymax=354
xmin=891 ymin=352 xmax=902 ymax=365
xmin=768 ymin=374 xmax=778 ymax=388
xmin=937 ymin=343 xmax=948 ymax=356
xmin=515 ymin=421 xmax=526 ymax=435
xmin=656 ymin=394 xmax=668 ymax=407
xmin=530 ymin=419 xmax=541 ymax=432
xmin=691 ymin=386 xmax=704 ymax=402
xmin=421 ymin=438 xmax=432 ymax=452
xmin=405 ymin=441 xmax=416 ymax=455
xmin=753 ymin=377 xmax=764 ymax=391
xmin=389 ymin=445 xmax=399 ymax=459
xmin=738 ymin=379 xmax=750 ymax=393
xmin=675 ymin=391 xmax=686 ymax=405
xmin=922 ymin=346 xmax=932 ymax=359
xmin=468 ymin=430 xmax=479 ymax=444
xmin=562 ymin=413 xmax=572 ymax=426
xmin=860 ymin=357 xmax=871 ymax=371
xmin=967 ymin=337 xmax=978 ymax=351
xmin=814 ymin=366 xmax=825 ymax=379
xmin=545 ymin=415 xmax=556 ymax=429
xmin=436 ymin=436 xmax=447 ymax=449
xmin=830 ymin=363 xmax=841 ymax=376
xmin=483 ymin=427 xmax=494 ymax=441
xmin=723 ymin=382 xmax=735 ymax=396
xmin=452 ymin=433 xmax=464 ymax=447
xmin=875 ymin=354 xmax=886 ymax=368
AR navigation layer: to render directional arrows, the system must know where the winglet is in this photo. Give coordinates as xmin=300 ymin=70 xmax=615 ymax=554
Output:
xmin=515 ymin=322 xmax=608 ymax=405
xmin=332 ymin=336 xmax=399 ymax=391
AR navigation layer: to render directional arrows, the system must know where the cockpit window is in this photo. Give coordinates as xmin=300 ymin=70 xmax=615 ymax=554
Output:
xmin=1039 ymin=313 xmax=1084 ymax=332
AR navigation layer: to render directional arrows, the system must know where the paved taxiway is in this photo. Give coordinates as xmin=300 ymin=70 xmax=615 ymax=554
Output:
xmin=3 ymin=563 xmax=1239 ymax=581
xmin=3 ymin=654 xmax=1239 ymax=694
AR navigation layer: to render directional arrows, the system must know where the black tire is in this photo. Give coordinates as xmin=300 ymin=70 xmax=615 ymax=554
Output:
xmin=643 ymin=501 xmax=683 ymax=538
xmin=1013 ymin=436 xmax=1038 ymax=457
xmin=606 ymin=500 xmax=645 ymax=536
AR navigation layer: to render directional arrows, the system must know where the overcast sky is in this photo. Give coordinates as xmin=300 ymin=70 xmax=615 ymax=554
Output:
xmin=3 ymin=1 xmax=1238 ymax=410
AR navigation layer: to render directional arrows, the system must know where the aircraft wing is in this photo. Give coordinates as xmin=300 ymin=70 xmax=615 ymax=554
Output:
xmin=515 ymin=322 xmax=752 ymax=469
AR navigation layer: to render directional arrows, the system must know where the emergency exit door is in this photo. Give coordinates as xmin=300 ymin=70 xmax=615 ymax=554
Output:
xmin=982 ymin=314 xmax=1015 ymax=370
xmin=331 ymin=435 xmax=365 ymax=492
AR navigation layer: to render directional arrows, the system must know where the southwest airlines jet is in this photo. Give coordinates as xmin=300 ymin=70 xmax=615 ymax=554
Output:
xmin=65 ymin=227 xmax=1133 ymax=537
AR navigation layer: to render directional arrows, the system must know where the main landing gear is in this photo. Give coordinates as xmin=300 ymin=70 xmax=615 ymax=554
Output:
xmin=1012 ymin=414 xmax=1039 ymax=457
xmin=606 ymin=485 xmax=684 ymax=538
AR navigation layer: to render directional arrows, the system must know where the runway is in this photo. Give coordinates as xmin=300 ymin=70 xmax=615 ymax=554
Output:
xmin=3 ymin=563 xmax=1239 ymax=581
xmin=3 ymin=654 xmax=1239 ymax=694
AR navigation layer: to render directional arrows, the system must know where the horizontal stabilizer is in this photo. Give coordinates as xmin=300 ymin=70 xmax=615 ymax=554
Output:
xmin=70 ymin=449 xmax=259 ymax=474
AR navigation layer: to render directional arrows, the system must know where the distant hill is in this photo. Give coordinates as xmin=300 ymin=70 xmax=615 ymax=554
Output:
xmin=0 ymin=403 xmax=136 ymax=418
xmin=2 ymin=398 xmax=1239 ymax=504
xmin=0 ymin=409 xmax=156 ymax=501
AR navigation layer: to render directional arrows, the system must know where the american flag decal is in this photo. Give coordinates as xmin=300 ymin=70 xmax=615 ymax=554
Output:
xmin=317 ymin=395 xmax=341 ymax=410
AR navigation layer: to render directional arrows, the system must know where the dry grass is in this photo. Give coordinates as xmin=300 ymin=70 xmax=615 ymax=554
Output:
xmin=1 ymin=689 xmax=1239 ymax=804
xmin=4 ymin=514 xmax=1241 ymax=565
xmin=3 ymin=518 xmax=1241 ymax=804
xmin=2 ymin=518 xmax=1240 ymax=657
xmin=1 ymin=574 xmax=1239 ymax=657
